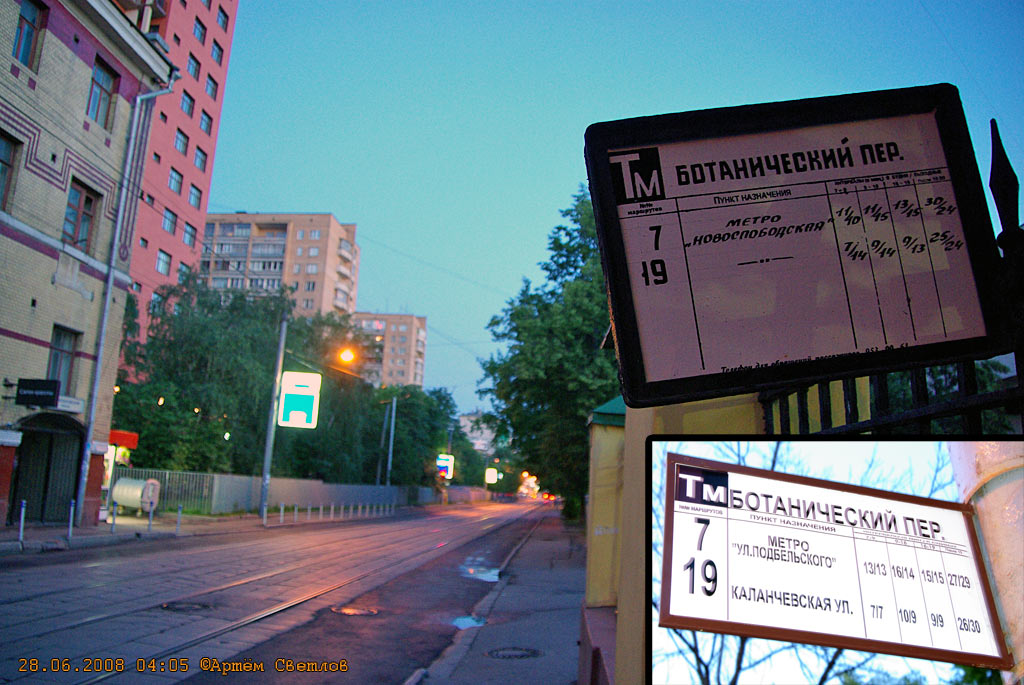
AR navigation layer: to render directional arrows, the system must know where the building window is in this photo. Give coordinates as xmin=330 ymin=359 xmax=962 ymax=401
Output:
xmin=183 ymin=222 xmax=197 ymax=246
xmin=63 ymin=181 xmax=98 ymax=251
xmin=296 ymin=230 xmax=304 ymax=240
xmin=217 ymin=7 xmax=229 ymax=30
xmin=169 ymin=167 xmax=183 ymax=193
xmin=310 ymin=230 xmax=321 ymax=240
xmin=0 ymin=134 xmax=16 ymax=210
xmin=139 ymin=237 xmax=148 ymax=248
xmin=339 ymin=238 xmax=352 ymax=253
xmin=308 ymin=247 xmax=319 ymax=257
xmin=200 ymin=111 xmax=212 ymax=134
xmin=292 ymin=264 xmax=300 ymax=274
xmin=193 ymin=146 xmax=207 ymax=171
xmin=186 ymin=53 xmax=200 ymax=79
xmin=304 ymin=281 xmax=315 ymax=292
xmin=303 ymin=298 xmax=313 ymax=309
xmin=188 ymin=184 xmax=202 ymax=208
xmin=181 ymin=90 xmax=195 ymax=117
xmin=86 ymin=61 xmax=117 ymax=129
xmin=205 ymin=75 xmax=218 ymax=100
xmin=156 ymin=249 xmax=171 ymax=275
xmin=46 ymin=326 xmax=77 ymax=395
xmin=296 ymin=247 xmax=303 ymax=257
xmin=211 ymin=277 xmax=227 ymax=288
xmin=149 ymin=292 xmax=164 ymax=313
xmin=306 ymin=264 xmax=318 ymax=274
xmin=177 ymin=262 xmax=190 ymax=284
xmin=174 ymin=129 xmax=188 ymax=154
xmin=211 ymin=40 xmax=223 ymax=65
xmin=12 ymin=0 xmax=44 ymax=68
xmin=162 ymin=208 xmax=177 ymax=234
xmin=193 ymin=18 xmax=206 ymax=44
xmin=230 ymin=277 xmax=244 ymax=288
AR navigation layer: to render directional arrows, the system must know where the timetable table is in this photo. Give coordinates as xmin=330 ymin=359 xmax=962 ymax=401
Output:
xmin=609 ymin=111 xmax=988 ymax=385
xmin=661 ymin=455 xmax=1006 ymax=666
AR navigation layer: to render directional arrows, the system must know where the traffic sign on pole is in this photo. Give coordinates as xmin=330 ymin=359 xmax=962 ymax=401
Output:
xmin=277 ymin=371 xmax=322 ymax=429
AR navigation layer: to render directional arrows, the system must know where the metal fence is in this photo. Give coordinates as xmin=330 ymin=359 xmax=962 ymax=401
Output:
xmin=760 ymin=356 xmax=1024 ymax=435
xmin=111 ymin=466 xmax=214 ymax=513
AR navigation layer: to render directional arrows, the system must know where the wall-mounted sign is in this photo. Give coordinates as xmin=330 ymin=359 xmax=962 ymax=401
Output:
xmin=659 ymin=452 xmax=1011 ymax=670
xmin=277 ymin=371 xmax=321 ymax=429
xmin=585 ymin=84 xmax=1003 ymax=406
xmin=16 ymin=379 xmax=60 ymax=407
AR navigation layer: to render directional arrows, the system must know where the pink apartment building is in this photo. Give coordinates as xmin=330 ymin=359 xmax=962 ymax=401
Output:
xmin=117 ymin=0 xmax=236 ymax=341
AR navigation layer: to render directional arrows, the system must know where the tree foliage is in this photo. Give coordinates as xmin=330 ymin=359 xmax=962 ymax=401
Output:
xmin=478 ymin=187 xmax=619 ymax=504
xmin=114 ymin=276 xmax=475 ymax=487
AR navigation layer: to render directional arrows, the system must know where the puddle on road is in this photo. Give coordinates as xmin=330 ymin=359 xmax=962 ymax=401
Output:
xmin=452 ymin=615 xmax=486 ymax=630
xmin=459 ymin=555 xmax=500 ymax=582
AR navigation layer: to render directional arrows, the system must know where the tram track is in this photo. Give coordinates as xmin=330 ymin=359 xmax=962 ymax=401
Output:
xmin=2 ymin=507 xmax=524 ymax=645
xmin=0 ymin=506 xmax=499 ymax=607
xmin=73 ymin=504 xmax=545 ymax=684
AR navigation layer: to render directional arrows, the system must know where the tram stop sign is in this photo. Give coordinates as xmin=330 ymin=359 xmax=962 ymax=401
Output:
xmin=277 ymin=371 xmax=322 ymax=429
xmin=659 ymin=451 xmax=1012 ymax=670
xmin=584 ymin=84 xmax=1004 ymax=407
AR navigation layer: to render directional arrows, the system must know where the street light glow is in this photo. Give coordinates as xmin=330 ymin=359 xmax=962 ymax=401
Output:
xmin=339 ymin=348 xmax=356 ymax=363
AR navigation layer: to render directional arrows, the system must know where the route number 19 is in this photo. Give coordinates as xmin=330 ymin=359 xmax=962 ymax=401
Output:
xmin=684 ymin=517 xmax=718 ymax=596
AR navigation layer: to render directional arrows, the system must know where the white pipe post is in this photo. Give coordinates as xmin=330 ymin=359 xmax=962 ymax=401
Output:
xmin=67 ymin=499 xmax=75 ymax=540
xmin=18 ymin=500 xmax=25 ymax=543
xmin=949 ymin=441 xmax=1024 ymax=683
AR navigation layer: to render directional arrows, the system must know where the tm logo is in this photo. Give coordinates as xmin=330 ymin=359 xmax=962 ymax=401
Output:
xmin=675 ymin=465 xmax=728 ymax=508
xmin=609 ymin=147 xmax=664 ymax=204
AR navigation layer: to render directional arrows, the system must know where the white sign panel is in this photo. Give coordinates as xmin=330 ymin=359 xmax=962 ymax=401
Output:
xmin=617 ymin=113 xmax=983 ymax=384
xmin=277 ymin=372 xmax=322 ymax=429
xmin=660 ymin=454 xmax=1011 ymax=669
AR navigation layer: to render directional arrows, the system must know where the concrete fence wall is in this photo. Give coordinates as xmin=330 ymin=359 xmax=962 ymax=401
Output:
xmin=111 ymin=467 xmax=490 ymax=514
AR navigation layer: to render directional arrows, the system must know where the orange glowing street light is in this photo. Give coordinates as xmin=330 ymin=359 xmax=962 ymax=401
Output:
xmin=338 ymin=348 xmax=356 ymax=364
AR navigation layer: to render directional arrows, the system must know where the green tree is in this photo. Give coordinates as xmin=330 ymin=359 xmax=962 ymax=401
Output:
xmin=116 ymin=274 xmax=291 ymax=473
xmin=479 ymin=187 xmax=619 ymax=510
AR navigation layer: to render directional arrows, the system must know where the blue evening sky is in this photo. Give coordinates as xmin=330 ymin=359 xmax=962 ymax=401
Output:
xmin=208 ymin=1 xmax=1024 ymax=414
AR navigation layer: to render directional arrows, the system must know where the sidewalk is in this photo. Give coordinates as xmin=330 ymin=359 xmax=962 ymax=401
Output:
xmin=409 ymin=512 xmax=587 ymax=684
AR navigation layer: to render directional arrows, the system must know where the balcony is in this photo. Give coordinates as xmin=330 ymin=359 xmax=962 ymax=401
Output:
xmin=336 ymin=263 xmax=352 ymax=279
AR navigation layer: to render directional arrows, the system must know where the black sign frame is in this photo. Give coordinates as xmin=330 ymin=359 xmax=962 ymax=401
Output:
xmin=585 ymin=84 xmax=1004 ymax=407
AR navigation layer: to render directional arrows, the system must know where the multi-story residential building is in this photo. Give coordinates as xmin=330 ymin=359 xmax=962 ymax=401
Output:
xmin=459 ymin=410 xmax=495 ymax=456
xmin=0 ymin=0 xmax=174 ymax=526
xmin=203 ymin=212 xmax=360 ymax=316
xmin=118 ymin=0 xmax=236 ymax=339
xmin=352 ymin=312 xmax=426 ymax=388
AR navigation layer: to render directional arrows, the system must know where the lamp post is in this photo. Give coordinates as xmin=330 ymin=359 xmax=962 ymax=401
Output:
xmin=259 ymin=315 xmax=287 ymax=522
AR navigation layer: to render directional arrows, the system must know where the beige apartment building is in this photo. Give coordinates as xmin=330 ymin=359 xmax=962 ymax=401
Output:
xmin=202 ymin=212 xmax=360 ymax=316
xmin=0 ymin=0 xmax=174 ymax=525
xmin=352 ymin=312 xmax=426 ymax=388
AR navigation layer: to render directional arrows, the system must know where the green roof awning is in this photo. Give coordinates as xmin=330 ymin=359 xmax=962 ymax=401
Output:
xmin=589 ymin=395 xmax=626 ymax=427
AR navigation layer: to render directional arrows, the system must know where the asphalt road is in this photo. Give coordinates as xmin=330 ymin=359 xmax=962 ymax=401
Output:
xmin=0 ymin=503 xmax=541 ymax=684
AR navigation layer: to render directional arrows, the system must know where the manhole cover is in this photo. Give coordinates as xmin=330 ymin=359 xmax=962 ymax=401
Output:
xmin=161 ymin=602 xmax=211 ymax=612
xmin=486 ymin=647 xmax=542 ymax=660
xmin=330 ymin=606 xmax=378 ymax=616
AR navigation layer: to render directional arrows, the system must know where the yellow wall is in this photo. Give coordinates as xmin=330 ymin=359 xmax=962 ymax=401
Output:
xmin=585 ymin=422 xmax=624 ymax=607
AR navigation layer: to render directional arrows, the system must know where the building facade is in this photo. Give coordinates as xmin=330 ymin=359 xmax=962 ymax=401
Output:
xmin=120 ymin=0 xmax=236 ymax=340
xmin=352 ymin=312 xmax=426 ymax=387
xmin=0 ymin=0 xmax=174 ymax=525
xmin=203 ymin=212 xmax=360 ymax=316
